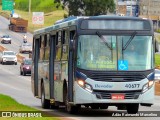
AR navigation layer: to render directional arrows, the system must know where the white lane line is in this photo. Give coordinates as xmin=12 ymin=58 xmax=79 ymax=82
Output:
xmin=0 ymin=82 xmax=22 ymax=91
xmin=0 ymin=65 xmax=31 ymax=82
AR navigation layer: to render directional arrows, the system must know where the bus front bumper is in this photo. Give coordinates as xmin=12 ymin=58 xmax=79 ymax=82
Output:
xmin=74 ymin=82 xmax=154 ymax=105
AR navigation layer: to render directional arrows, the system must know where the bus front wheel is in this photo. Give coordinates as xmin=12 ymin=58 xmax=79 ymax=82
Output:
xmin=127 ymin=104 xmax=139 ymax=114
xmin=64 ymin=90 xmax=78 ymax=114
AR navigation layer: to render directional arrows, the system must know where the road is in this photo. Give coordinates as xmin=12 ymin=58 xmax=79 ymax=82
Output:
xmin=0 ymin=15 xmax=160 ymax=120
xmin=0 ymin=16 xmax=33 ymax=58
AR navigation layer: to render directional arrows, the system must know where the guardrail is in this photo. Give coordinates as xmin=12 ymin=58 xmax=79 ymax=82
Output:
xmin=0 ymin=12 xmax=10 ymax=19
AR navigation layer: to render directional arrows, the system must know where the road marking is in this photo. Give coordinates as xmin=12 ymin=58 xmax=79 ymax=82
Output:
xmin=0 ymin=82 xmax=22 ymax=91
xmin=0 ymin=65 xmax=31 ymax=82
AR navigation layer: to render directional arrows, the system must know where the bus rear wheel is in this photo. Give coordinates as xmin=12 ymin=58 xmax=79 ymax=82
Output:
xmin=127 ymin=104 xmax=139 ymax=114
xmin=41 ymin=83 xmax=50 ymax=109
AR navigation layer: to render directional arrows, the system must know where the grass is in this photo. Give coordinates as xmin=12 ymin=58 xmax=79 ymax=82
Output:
xmin=155 ymin=54 xmax=160 ymax=67
xmin=155 ymin=33 xmax=160 ymax=43
xmin=0 ymin=94 xmax=59 ymax=120
xmin=14 ymin=0 xmax=62 ymax=13
xmin=13 ymin=9 xmax=67 ymax=33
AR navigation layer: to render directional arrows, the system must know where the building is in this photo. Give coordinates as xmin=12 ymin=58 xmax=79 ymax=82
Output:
xmin=115 ymin=0 xmax=139 ymax=17
xmin=115 ymin=0 xmax=160 ymax=29
xmin=139 ymin=0 xmax=160 ymax=20
xmin=116 ymin=0 xmax=160 ymax=18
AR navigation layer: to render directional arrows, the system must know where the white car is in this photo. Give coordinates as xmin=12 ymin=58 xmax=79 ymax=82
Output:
xmin=19 ymin=43 xmax=32 ymax=53
xmin=0 ymin=35 xmax=11 ymax=44
xmin=0 ymin=51 xmax=17 ymax=65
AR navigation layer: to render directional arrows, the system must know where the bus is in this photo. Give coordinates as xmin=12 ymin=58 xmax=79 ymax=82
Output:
xmin=31 ymin=15 xmax=156 ymax=114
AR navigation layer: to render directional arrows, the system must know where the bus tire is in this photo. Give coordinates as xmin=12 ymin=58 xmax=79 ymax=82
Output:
xmin=127 ymin=104 xmax=139 ymax=114
xmin=41 ymin=83 xmax=50 ymax=109
xmin=64 ymin=90 xmax=78 ymax=114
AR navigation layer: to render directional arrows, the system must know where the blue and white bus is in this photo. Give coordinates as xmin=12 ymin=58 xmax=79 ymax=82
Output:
xmin=31 ymin=15 xmax=156 ymax=114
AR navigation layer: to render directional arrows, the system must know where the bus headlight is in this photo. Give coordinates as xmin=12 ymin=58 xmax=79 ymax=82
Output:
xmin=3 ymin=57 xmax=6 ymax=61
xmin=142 ymin=81 xmax=154 ymax=93
xmin=77 ymin=79 xmax=85 ymax=87
xmin=77 ymin=79 xmax=93 ymax=93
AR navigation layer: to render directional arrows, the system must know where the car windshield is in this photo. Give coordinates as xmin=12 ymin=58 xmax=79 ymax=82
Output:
xmin=24 ymin=59 xmax=32 ymax=65
xmin=3 ymin=35 xmax=9 ymax=38
xmin=4 ymin=52 xmax=15 ymax=55
xmin=77 ymin=35 xmax=153 ymax=71
xmin=22 ymin=43 xmax=31 ymax=46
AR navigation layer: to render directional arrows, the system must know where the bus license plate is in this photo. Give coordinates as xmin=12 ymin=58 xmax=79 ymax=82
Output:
xmin=111 ymin=94 xmax=125 ymax=100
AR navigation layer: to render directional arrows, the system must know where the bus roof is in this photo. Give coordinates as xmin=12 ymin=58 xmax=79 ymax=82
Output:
xmin=33 ymin=15 xmax=150 ymax=35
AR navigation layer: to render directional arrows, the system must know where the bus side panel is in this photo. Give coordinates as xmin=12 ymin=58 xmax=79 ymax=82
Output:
xmin=39 ymin=61 xmax=50 ymax=99
xmin=54 ymin=62 xmax=63 ymax=102
xmin=32 ymin=38 xmax=40 ymax=97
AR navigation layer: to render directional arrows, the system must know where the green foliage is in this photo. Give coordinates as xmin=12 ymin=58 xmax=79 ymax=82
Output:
xmin=156 ymin=29 xmax=160 ymax=33
xmin=0 ymin=94 xmax=37 ymax=111
xmin=155 ymin=54 xmax=160 ymax=66
xmin=14 ymin=0 xmax=28 ymax=11
xmin=55 ymin=0 xmax=115 ymax=16
xmin=84 ymin=0 xmax=115 ymax=16
xmin=14 ymin=0 xmax=62 ymax=13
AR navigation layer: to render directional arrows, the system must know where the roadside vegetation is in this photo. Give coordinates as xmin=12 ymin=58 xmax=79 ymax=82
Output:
xmin=155 ymin=33 xmax=160 ymax=43
xmin=155 ymin=54 xmax=160 ymax=67
xmin=14 ymin=0 xmax=62 ymax=13
xmin=0 ymin=94 xmax=59 ymax=120
xmin=12 ymin=9 xmax=66 ymax=32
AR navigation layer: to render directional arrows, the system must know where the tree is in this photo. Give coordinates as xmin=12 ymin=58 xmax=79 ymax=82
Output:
xmin=54 ymin=0 xmax=115 ymax=16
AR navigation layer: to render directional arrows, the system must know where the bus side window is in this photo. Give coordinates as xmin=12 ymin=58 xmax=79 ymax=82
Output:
xmin=32 ymin=38 xmax=35 ymax=61
xmin=39 ymin=35 xmax=44 ymax=61
xmin=62 ymin=30 xmax=69 ymax=60
xmin=55 ymin=31 xmax=62 ymax=61
xmin=44 ymin=34 xmax=50 ymax=61
xmin=70 ymin=30 xmax=76 ymax=40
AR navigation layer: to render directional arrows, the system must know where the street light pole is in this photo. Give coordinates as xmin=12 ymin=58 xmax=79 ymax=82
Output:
xmin=116 ymin=0 xmax=119 ymax=15
xmin=147 ymin=0 xmax=150 ymax=18
xmin=130 ymin=0 xmax=132 ymax=16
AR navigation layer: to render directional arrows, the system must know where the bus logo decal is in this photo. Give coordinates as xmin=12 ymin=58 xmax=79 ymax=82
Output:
xmin=118 ymin=60 xmax=128 ymax=70
xmin=95 ymin=84 xmax=113 ymax=88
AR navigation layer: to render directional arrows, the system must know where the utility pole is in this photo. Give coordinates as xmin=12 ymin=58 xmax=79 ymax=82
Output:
xmin=147 ymin=0 xmax=150 ymax=19
xmin=29 ymin=0 xmax=31 ymax=15
xmin=116 ymin=0 xmax=119 ymax=15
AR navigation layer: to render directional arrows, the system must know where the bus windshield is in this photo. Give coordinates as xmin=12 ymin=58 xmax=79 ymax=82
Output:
xmin=77 ymin=35 xmax=153 ymax=71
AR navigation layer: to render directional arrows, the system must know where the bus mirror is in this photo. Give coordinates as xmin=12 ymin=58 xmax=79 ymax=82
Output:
xmin=69 ymin=39 xmax=74 ymax=51
xmin=155 ymin=39 xmax=159 ymax=53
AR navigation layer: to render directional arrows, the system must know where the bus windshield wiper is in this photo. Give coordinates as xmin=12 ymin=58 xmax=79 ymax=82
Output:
xmin=96 ymin=31 xmax=112 ymax=50
xmin=122 ymin=31 xmax=137 ymax=50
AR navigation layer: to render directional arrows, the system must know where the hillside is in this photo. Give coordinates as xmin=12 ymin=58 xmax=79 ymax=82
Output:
xmin=0 ymin=0 xmax=62 ymax=13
